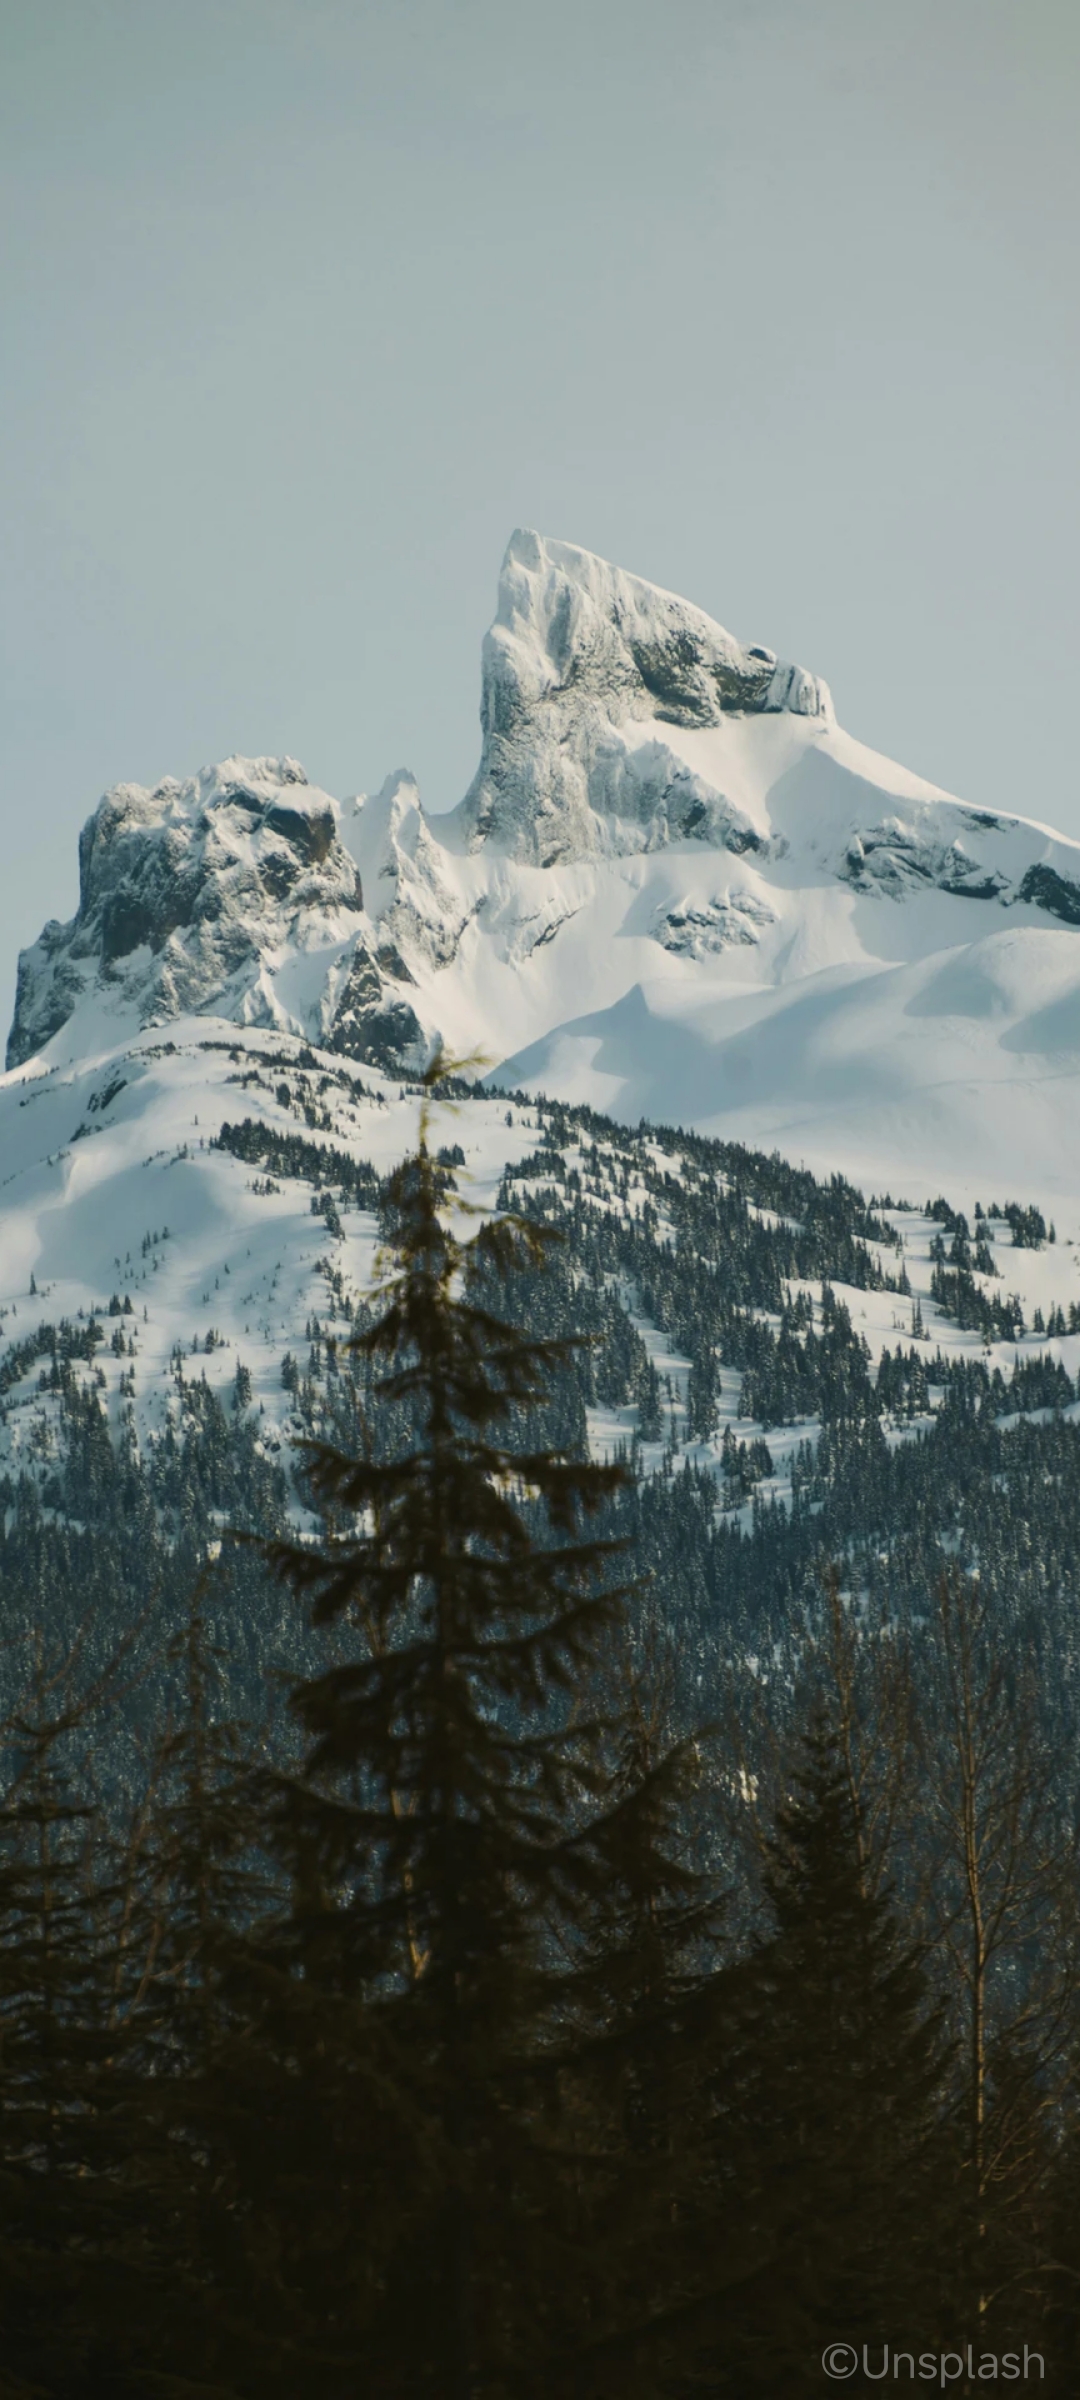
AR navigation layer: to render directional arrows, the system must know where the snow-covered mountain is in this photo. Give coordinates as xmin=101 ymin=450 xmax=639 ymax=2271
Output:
xmin=10 ymin=527 xmax=1080 ymax=1201
xmin=10 ymin=531 xmax=1080 ymax=1754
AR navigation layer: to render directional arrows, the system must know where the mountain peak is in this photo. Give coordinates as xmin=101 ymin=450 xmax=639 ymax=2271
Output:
xmin=458 ymin=529 xmax=833 ymax=863
xmin=12 ymin=533 xmax=1080 ymax=1197
xmin=6 ymin=755 xmax=369 ymax=1072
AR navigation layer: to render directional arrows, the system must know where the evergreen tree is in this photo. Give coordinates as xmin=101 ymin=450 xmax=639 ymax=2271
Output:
xmin=637 ymin=1358 xmax=663 ymax=1443
xmin=558 ymin=1620 xmax=727 ymax=2397
xmin=916 ymin=1571 xmax=1077 ymax=2341
xmin=691 ymin=1716 xmax=954 ymax=2394
xmin=685 ymin=1348 xmax=719 ymax=1443
xmin=258 ymin=1054 xmax=635 ymax=2397
xmin=122 ymin=1567 xmax=282 ymax=2397
xmin=0 ymin=1659 xmax=165 ymax=2395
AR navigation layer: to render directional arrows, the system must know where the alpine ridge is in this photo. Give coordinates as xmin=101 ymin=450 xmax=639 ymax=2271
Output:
xmin=9 ymin=528 xmax=1080 ymax=1194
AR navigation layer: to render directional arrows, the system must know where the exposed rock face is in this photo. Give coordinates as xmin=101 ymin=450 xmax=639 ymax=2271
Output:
xmin=653 ymin=889 xmax=777 ymax=958
xmin=319 ymin=933 xmax=426 ymax=1075
xmin=1017 ymin=864 xmax=1080 ymax=927
xmin=5 ymin=757 xmax=412 ymax=1070
xmin=458 ymin=530 xmax=832 ymax=866
xmin=839 ymin=821 xmax=1010 ymax=902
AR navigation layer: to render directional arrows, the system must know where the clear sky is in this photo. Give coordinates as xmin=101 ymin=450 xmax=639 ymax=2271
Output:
xmin=2 ymin=0 xmax=1079 ymax=1024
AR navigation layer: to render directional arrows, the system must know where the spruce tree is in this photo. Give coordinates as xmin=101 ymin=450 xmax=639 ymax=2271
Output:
xmin=558 ymin=1620 xmax=727 ymax=2397
xmin=123 ymin=1567 xmax=282 ymax=2397
xmin=692 ymin=1715 xmax=954 ymax=2394
xmin=907 ymin=1571 xmax=1079 ymax=2342
xmin=0 ymin=1672 xmax=161 ymax=2395
xmin=258 ymin=1055 xmax=635 ymax=2398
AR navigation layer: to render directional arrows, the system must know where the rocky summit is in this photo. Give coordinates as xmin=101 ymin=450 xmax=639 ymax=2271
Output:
xmin=10 ymin=530 xmax=1080 ymax=1194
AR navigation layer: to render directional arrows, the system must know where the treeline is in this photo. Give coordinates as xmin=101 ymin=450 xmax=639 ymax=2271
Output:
xmin=3 ymin=1106 xmax=1080 ymax=2396
xmin=6 ymin=1095 xmax=1080 ymax=1829
xmin=7 ymin=1106 xmax=1080 ymax=1813
xmin=212 ymin=1114 xmax=383 ymax=1209
xmin=498 ymin=1138 xmax=1058 ymax=1428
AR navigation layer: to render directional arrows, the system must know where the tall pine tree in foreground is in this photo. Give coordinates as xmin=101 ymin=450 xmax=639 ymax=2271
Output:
xmin=259 ymin=1055 xmax=639 ymax=2398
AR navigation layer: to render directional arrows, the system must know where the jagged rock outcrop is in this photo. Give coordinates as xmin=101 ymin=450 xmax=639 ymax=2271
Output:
xmin=653 ymin=889 xmax=777 ymax=958
xmin=839 ymin=820 xmax=1010 ymax=902
xmin=457 ymin=529 xmax=832 ymax=866
xmin=1017 ymin=863 xmax=1080 ymax=927
xmin=345 ymin=772 xmax=477 ymax=972
xmin=6 ymin=757 xmax=427 ymax=1073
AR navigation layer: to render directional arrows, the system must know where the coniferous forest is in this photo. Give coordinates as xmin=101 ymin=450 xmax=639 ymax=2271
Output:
xmin=0 ymin=1068 xmax=1079 ymax=2392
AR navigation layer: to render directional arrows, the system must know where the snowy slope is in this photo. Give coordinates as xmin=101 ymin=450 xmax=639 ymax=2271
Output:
xmin=0 ymin=1022 xmax=546 ymax=1497
xmin=4 ymin=1015 xmax=1080 ymax=1533
xmin=10 ymin=530 xmax=1080 ymax=1207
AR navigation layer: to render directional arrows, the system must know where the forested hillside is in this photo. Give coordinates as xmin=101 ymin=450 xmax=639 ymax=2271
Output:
xmin=1 ymin=1092 xmax=1079 ymax=2393
xmin=4 ymin=1072 xmax=1080 ymax=1811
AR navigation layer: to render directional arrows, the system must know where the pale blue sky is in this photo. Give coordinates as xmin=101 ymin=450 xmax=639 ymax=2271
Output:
xmin=2 ymin=0 xmax=1079 ymax=1018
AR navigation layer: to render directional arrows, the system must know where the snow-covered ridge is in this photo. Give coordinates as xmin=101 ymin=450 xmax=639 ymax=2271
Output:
xmin=4 ymin=1014 xmax=1080 ymax=1527
xmin=10 ymin=529 xmax=1080 ymax=1196
xmin=456 ymin=527 xmax=832 ymax=864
